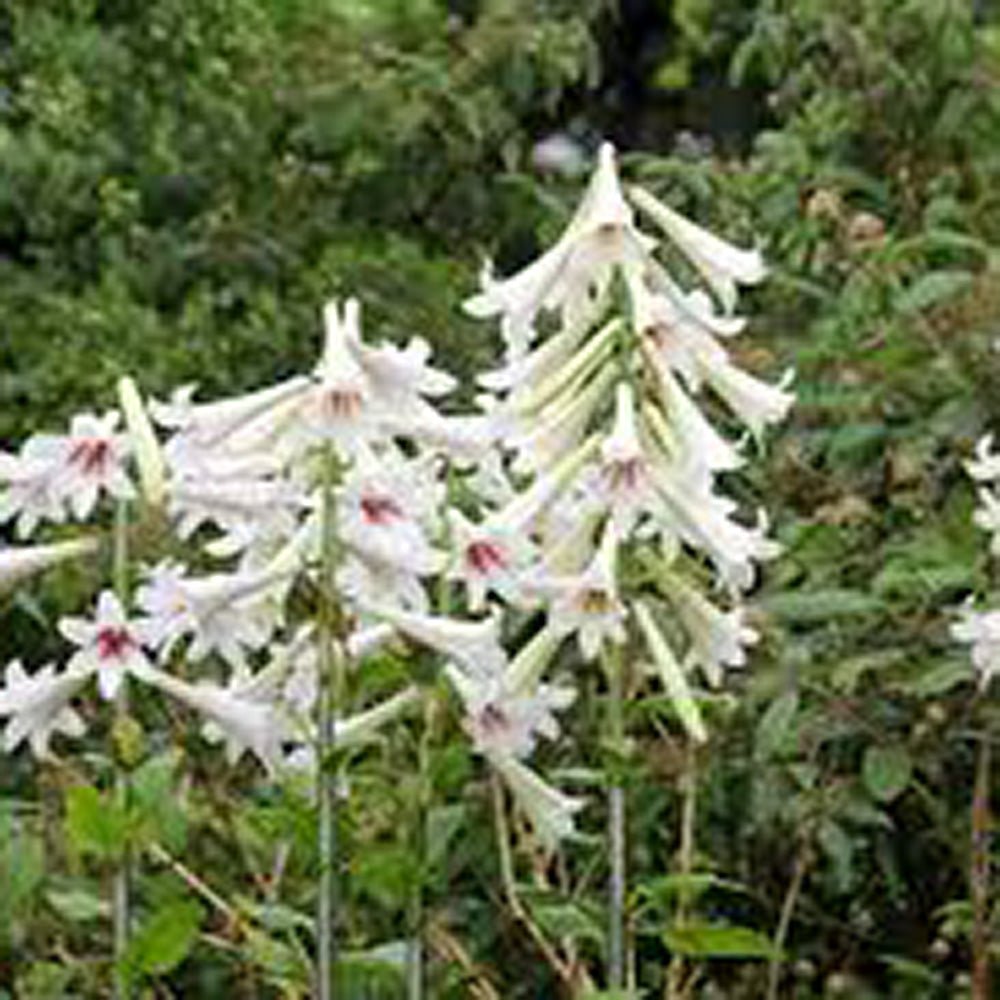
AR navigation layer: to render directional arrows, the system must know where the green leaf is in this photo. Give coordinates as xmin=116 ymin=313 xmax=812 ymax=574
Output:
xmin=129 ymin=751 xmax=187 ymax=852
xmin=65 ymin=786 xmax=128 ymax=859
xmin=755 ymin=690 xmax=799 ymax=760
xmin=664 ymin=921 xmax=778 ymax=959
xmin=45 ymin=888 xmax=109 ymax=923
xmin=863 ymin=745 xmax=912 ymax=803
xmin=121 ymin=900 xmax=203 ymax=980
xmin=762 ymin=589 xmax=885 ymax=624
xmin=894 ymin=269 xmax=973 ymax=314
xmin=532 ymin=902 xmax=604 ymax=946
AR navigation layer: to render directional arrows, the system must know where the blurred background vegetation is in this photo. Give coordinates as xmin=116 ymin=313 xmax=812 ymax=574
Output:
xmin=3 ymin=0 xmax=1000 ymax=996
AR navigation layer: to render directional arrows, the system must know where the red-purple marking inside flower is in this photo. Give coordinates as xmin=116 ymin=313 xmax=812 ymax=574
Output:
xmin=477 ymin=701 xmax=510 ymax=736
xmin=360 ymin=494 xmax=404 ymax=525
xmin=603 ymin=457 xmax=644 ymax=492
xmin=96 ymin=626 xmax=136 ymax=662
xmin=68 ymin=438 xmax=112 ymax=476
xmin=466 ymin=540 xmax=507 ymax=576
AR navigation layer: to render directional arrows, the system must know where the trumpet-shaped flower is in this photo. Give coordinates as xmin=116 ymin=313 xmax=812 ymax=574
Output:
xmin=457 ymin=674 xmax=574 ymax=759
xmin=628 ymin=183 xmax=766 ymax=314
xmin=0 ymin=660 xmax=88 ymax=756
xmin=135 ymin=663 xmax=292 ymax=774
xmin=542 ymin=526 xmax=627 ymax=661
xmin=490 ymin=753 xmax=585 ymax=846
xmin=952 ymin=604 xmax=1000 ymax=691
xmin=656 ymin=568 xmax=758 ymax=687
xmin=464 ymin=143 xmax=645 ymax=355
xmin=359 ymin=603 xmax=507 ymax=677
xmin=136 ymin=561 xmax=288 ymax=667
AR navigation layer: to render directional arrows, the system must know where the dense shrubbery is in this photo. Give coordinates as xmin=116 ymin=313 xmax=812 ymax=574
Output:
xmin=2 ymin=1 xmax=1000 ymax=997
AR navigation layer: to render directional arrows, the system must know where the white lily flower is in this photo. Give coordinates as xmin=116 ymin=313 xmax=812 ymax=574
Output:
xmin=0 ymin=448 xmax=62 ymax=538
xmin=0 ymin=660 xmax=88 ymax=756
xmin=338 ymin=450 xmax=443 ymax=578
xmin=152 ymin=378 xmax=311 ymax=446
xmin=0 ymin=538 xmax=98 ymax=594
xmin=490 ymin=753 xmax=585 ymax=846
xmin=642 ymin=345 xmax=743 ymax=476
xmin=656 ymin=568 xmax=758 ymax=687
xmin=628 ymin=183 xmax=766 ymax=313
xmin=952 ymin=604 xmax=1000 ymax=691
xmin=1 ymin=413 xmax=134 ymax=530
xmin=701 ymin=359 xmax=795 ymax=441
xmin=359 ymin=603 xmax=507 ymax=677
xmin=135 ymin=663 xmax=292 ymax=774
xmin=60 ymin=590 xmax=152 ymax=701
xmin=651 ymin=467 xmax=781 ymax=593
xmin=464 ymin=142 xmax=644 ymax=355
xmin=577 ymin=383 xmax=657 ymax=537
xmin=543 ymin=524 xmax=627 ymax=661
xmin=136 ymin=561 xmax=288 ymax=667
xmin=967 ymin=435 xmax=1000 ymax=482
xmin=447 ymin=662 xmax=575 ymax=759
xmin=446 ymin=508 xmax=535 ymax=611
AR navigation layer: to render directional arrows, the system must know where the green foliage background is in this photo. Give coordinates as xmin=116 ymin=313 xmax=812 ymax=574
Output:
xmin=3 ymin=0 xmax=1000 ymax=997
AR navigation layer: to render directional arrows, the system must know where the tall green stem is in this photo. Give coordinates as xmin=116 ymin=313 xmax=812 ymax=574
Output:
xmin=316 ymin=448 xmax=345 ymax=1000
xmin=605 ymin=643 xmax=627 ymax=991
xmin=112 ymin=500 xmax=131 ymax=999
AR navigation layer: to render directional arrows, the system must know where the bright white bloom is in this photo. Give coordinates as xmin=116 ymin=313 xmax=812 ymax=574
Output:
xmin=448 ymin=664 xmax=574 ymax=759
xmin=135 ymin=663 xmax=292 ymax=774
xmin=657 ymin=569 xmax=758 ymax=687
xmin=464 ymin=143 xmax=647 ymax=355
xmin=136 ymin=561 xmax=288 ymax=667
xmin=702 ymin=359 xmax=795 ymax=441
xmin=0 ymin=660 xmax=88 ymax=756
xmin=490 ymin=753 xmax=585 ymax=846
xmin=338 ymin=450 xmax=443 ymax=578
xmin=628 ymin=183 xmax=766 ymax=313
xmin=48 ymin=412 xmax=135 ymax=520
xmin=60 ymin=590 xmax=152 ymax=701
xmin=0 ymin=538 xmax=97 ymax=593
xmin=446 ymin=508 xmax=535 ymax=611
xmin=966 ymin=435 xmax=1000 ymax=482
xmin=0 ymin=448 xmax=62 ymax=537
xmin=543 ymin=525 xmax=627 ymax=661
xmin=952 ymin=604 xmax=1000 ymax=691
xmin=359 ymin=603 xmax=507 ymax=677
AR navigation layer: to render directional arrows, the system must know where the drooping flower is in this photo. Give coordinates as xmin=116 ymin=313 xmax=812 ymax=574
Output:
xmin=952 ymin=604 xmax=1000 ymax=692
xmin=0 ymin=660 xmax=88 ymax=756
xmin=542 ymin=525 xmax=627 ymax=661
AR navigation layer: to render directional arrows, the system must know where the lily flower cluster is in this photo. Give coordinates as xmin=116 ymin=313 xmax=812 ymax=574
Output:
xmin=0 ymin=292 xmax=587 ymax=844
xmin=952 ymin=435 xmax=1000 ymax=689
xmin=459 ymin=142 xmax=791 ymax=751
xmin=0 ymin=142 xmax=789 ymax=849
